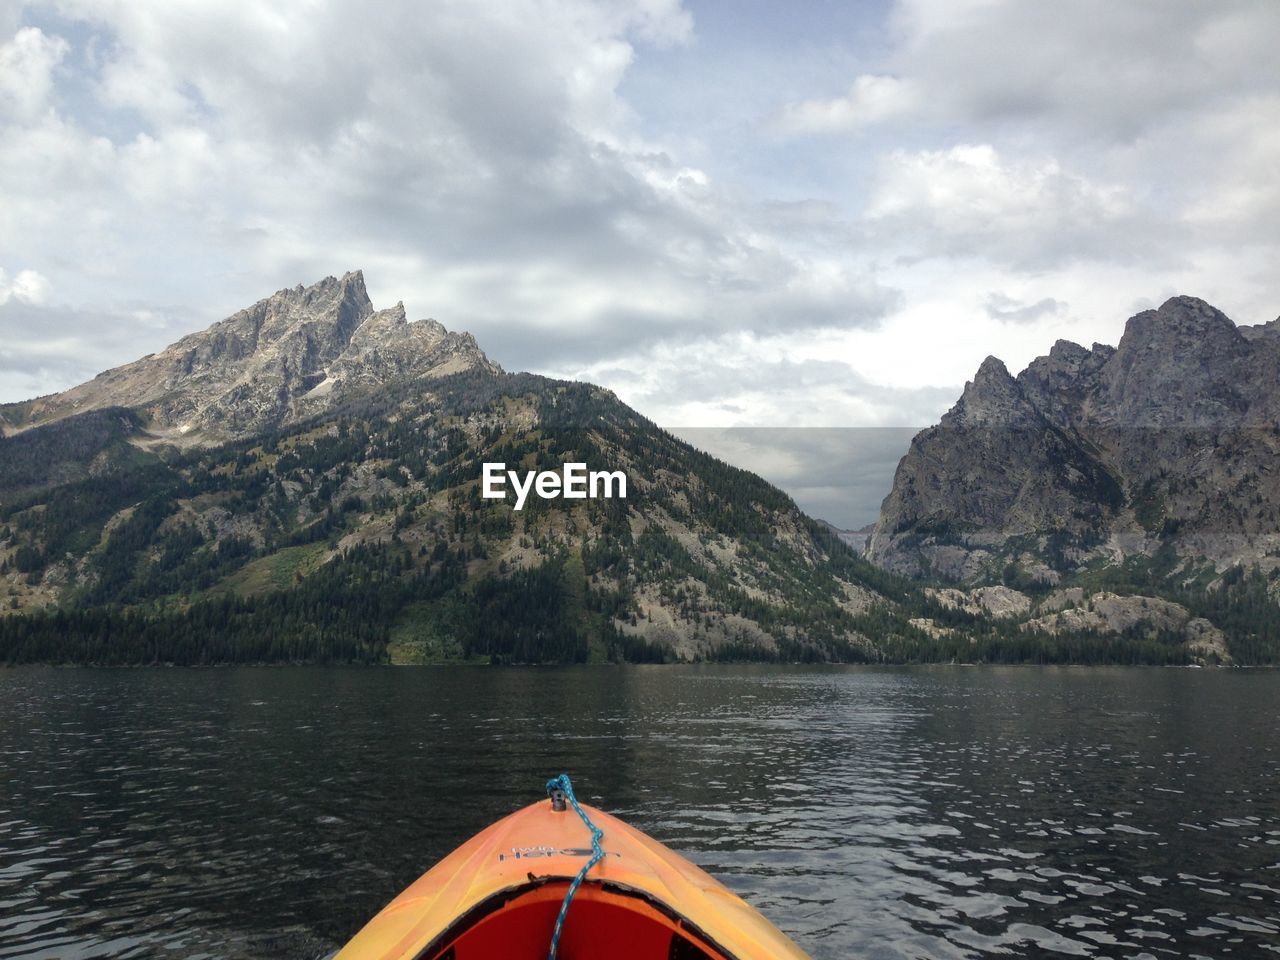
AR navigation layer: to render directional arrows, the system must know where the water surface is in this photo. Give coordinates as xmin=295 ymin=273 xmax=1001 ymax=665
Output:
xmin=1 ymin=666 xmax=1277 ymax=958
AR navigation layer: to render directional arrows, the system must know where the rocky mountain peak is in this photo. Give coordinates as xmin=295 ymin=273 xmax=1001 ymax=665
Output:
xmin=943 ymin=355 xmax=1037 ymax=428
xmin=1049 ymin=339 xmax=1089 ymax=362
xmin=169 ymin=269 xmax=374 ymax=373
xmin=1018 ymin=340 xmax=1090 ymax=386
xmin=870 ymin=292 xmax=1280 ymax=585
xmin=1116 ymin=296 xmax=1244 ymax=356
xmin=1020 ymin=340 xmax=1091 ymax=386
xmin=3 ymin=271 xmax=499 ymax=442
xmin=282 ymin=269 xmax=369 ymax=308
xmin=975 ymin=354 xmax=1011 ymax=381
xmin=1016 ymin=339 xmax=1111 ymax=426
xmin=1101 ymin=296 xmax=1250 ymax=426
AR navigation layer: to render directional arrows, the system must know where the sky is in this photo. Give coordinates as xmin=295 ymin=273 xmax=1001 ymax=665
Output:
xmin=2 ymin=1 xmax=1278 ymax=526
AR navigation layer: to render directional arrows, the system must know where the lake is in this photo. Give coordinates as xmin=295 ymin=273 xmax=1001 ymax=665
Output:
xmin=1 ymin=666 xmax=1277 ymax=959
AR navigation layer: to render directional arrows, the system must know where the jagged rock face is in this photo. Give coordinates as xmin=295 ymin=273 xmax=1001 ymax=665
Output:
xmin=317 ymin=304 xmax=494 ymax=394
xmin=868 ymin=354 xmax=1122 ymax=579
xmin=1095 ymin=298 xmax=1255 ymax=432
xmin=870 ymin=296 xmax=1280 ymax=581
xmin=3 ymin=271 xmax=500 ymax=441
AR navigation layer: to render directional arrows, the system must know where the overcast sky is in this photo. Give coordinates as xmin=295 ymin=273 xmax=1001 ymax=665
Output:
xmin=2 ymin=1 xmax=1278 ymax=526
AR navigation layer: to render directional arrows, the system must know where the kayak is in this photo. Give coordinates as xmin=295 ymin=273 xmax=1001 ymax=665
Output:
xmin=334 ymin=776 xmax=811 ymax=960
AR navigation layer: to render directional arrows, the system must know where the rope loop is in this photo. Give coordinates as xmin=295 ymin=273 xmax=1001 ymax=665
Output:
xmin=544 ymin=774 xmax=605 ymax=960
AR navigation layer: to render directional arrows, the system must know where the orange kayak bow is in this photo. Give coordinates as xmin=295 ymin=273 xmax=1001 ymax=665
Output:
xmin=335 ymin=778 xmax=811 ymax=960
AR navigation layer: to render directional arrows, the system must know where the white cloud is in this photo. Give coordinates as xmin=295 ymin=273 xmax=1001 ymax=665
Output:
xmin=97 ymin=48 xmax=193 ymax=126
xmin=773 ymin=74 xmax=919 ymax=135
xmin=867 ymin=144 xmax=1130 ymax=225
xmin=0 ymin=25 xmax=65 ymax=120
xmin=757 ymin=1 xmax=1280 ymax=305
xmin=864 ymin=144 xmax=1144 ymax=267
xmin=886 ymin=0 xmax=1280 ymax=140
xmin=1178 ymin=94 xmax=1280 ymax=243
xmin=553 ymin=331 xmax=954 ymax=429
xmin=0 ymin=267 xmax=50 ymax=305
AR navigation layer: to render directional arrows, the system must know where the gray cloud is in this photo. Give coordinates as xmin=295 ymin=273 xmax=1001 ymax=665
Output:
xmin=887 ymin=1 xmax=1280 ymax=143
xmin=861 ymin=143 xmax=1171 ymax=271
xmin=556 ymin=342 xmax=959 ymax=445
xmin=984 ymin=292 xmax=1067 ymax=326
xmin=0 ymin=297 xmax=190 ymax=402
xmin=781 ymin=2 xmax=1280 ymax=144
xmin=773 ymin=3 xmax=1280 ymax=283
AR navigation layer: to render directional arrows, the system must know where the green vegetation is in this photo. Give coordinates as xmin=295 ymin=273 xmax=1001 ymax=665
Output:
xmin=0 ymin=407 xmax=157 ymax=493
xmin=1131 ymin=478 xmax=1168 ymax=533
xmin=2 ymin=369 xmax=1276 ymax=666
xmin=0 ymin=373 xmax=886 ymax=664
xmin=1058 ymin=547 xmax=1280 ymax=664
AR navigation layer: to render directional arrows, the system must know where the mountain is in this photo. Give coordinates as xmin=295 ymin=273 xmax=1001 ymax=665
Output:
xmin=6 ymin=276 xmax=1257 ymax=666
xmin=0 ymin=271 xmax=497 ymax=444
xmin=0 ymin=272 xmax=930 ymax=666
xmin=868 ymin=295 xmax=1280 ymax=663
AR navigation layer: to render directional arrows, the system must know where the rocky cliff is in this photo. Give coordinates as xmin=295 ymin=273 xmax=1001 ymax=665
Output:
xmin=870 ymin=296 xmax=1280 ymax=589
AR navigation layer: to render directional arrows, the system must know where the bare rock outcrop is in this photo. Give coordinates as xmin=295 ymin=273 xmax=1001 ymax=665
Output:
xmin=928 ymin=585 xmax=1032 ymax=619
xmin=1022 ymin=591 xmax=1230 ymax=661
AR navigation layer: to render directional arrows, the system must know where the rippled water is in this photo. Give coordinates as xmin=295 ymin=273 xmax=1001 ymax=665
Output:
xmin=1 ymin=666 xmax=1278 ymax=959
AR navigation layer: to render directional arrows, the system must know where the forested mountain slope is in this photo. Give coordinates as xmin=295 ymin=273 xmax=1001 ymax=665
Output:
xmin=0 ymin=275 xmax=922 ymax=664
xmin=1 ymin=277 xmax=1259 ymax=665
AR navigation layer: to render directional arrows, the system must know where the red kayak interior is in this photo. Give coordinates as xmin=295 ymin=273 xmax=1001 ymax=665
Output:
xmin=420 ymin=881 xmax=730 ymax=960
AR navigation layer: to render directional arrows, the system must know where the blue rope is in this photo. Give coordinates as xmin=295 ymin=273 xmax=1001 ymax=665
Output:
xmin=545 ymin=773 xmax=604 ymax=960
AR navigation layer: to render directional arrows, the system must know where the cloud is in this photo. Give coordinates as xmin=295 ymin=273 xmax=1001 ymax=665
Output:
xmin=552 ymin=332 xmax=957 ymax=430
xmin=0 ymin=267 xmax=51 ymax=305
xmin=1178 ymin=93 xmax=1280 ymax=246
xmin=863 ymin=2 xmax=1280 ymax=284
xmin=886 ymin=0 xmax=1280 ymax=141
xmin=0 ymin=25 xmax=66 ymax=120
xmin=772 ymin=74 xmax=919 ymax=135
xmin=763 ymin=2 xmax=1280 ymax=284
xmin=769 ymin=3 xmax=1280 ymax=146
xmin=863 ymin=144 xmax=1150 ymax=268
xmin=0 ymin=296 xmax=192 ymax=403
xmin=984 ymin=292 xmax=1066 ymax=325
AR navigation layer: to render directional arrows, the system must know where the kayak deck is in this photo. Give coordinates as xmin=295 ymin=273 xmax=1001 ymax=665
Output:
xmin=335 ymin=796 xmax=810 ymax=960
